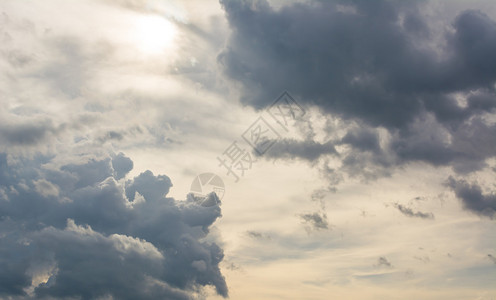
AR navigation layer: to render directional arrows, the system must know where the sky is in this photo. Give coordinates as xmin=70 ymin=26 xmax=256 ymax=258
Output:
xmin=0 ymin=0 xmax=495 ymax=299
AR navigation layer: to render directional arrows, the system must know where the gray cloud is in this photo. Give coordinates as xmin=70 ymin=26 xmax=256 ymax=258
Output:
xmin=111 ymin=152 xmax=134 ymax=180
xmin=219 ymin=0 xmax=496 ymax=177
xmin=246 ymin=230 xmax=271 ymax=240
xmin=341 ymin=128 xmax=381 ymax=154
xmin=97 ymin=130 xmax=125 ymax=143
xmin=376 ymin=257 xmax=392 ymax=268
xmin=392 ymin=203 xmax=435 ymax=220
xmin=446 ymin=176 xmax=496 ymax=219
xmin=0 ymin=119 xmax=62 ymax=147
xmin=299 ymin=212 xmax=328 ymax=230
xmin=0 ymin=153 xmax=228 ymax=299
xmin=220 ymin=0 xmax=496 ymax=128
xmin=262 ymin=139 xmax=338 ymax=162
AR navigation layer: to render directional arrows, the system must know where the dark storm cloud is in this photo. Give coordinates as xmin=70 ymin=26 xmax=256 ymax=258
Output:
xmin=219 ymin=0 xmax=496 ymax=128
xmin=391 ymin=115 xmax=496 ymax=173
xmin=262 ymin=138 xmax=338 ymax=161
xmin=446 ymin=176 xmax=496 ymax=219
xmin=219 ymin=0 xmax=496 ymax=175
xmin=392 ymin=203 xmax=434 ymax=220
xmin=0 ymin=153 xmax=228 ymax=299
xmin=340 ymin=128 xmax=381 ymax=154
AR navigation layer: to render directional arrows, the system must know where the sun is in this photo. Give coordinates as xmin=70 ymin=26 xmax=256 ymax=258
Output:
xmin=134 ymin=15 xmax=176 ymax=55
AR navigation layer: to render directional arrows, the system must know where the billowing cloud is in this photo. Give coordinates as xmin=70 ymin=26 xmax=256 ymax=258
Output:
xmin=0 ymin=152 xmax=227 ymax=299
xmin=219 ymin=0 xmax=496 ymax=177
xmin=111 ymin=152 xmax=134 ymax=180
xmin=446 ymin=176 xmax=496 ymax=219
xmin=220 ymin=0 xmax=496 ymax=128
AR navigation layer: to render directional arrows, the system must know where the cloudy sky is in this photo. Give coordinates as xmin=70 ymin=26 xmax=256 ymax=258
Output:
xmin=1 ymin=0 xmax=496 ymax=299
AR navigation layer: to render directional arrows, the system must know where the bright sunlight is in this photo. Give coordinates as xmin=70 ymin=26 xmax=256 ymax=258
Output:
xmin=134 ymin=15 xmax=176 ymax=55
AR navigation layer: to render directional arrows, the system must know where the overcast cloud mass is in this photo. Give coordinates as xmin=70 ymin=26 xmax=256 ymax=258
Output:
xmin=0 ymin=0 xmax=495 ymax=299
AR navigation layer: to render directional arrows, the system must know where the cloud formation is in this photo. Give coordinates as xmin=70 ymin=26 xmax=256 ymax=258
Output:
xmin=219 ymin=0 xmax=496 ymax=177
xmin=220 ymin=0 xmax=496 ymax=127
xmin=0 ymin=152 xmax=227 ymax=299
xmin=299 ymin=212 xmax=329 ymax=230
xmin=446 ymin=176 xmax=496 ymax=219
xmin=392 ymin=203 xmax=435 ymax=220
xmin=262 ymin=139 xmax=338 ymax=162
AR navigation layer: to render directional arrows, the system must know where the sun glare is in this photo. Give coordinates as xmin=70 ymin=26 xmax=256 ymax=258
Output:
xmin=134 ymin=15 xmax=176 ymax=55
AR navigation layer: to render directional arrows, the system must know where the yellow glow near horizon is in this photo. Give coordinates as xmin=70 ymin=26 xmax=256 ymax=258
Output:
xmin=134 ymin=15 xmax=176 ymax=55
